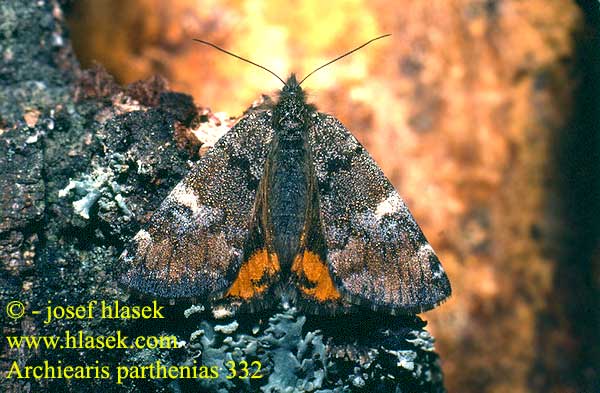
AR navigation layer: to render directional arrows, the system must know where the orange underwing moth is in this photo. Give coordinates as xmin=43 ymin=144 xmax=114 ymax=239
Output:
xmin=120 ymin=35 xmax=451 ymax=315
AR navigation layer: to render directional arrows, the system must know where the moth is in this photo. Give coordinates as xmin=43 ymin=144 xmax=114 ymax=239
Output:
xmin=120 ymin=36 xmax=451 ymax=314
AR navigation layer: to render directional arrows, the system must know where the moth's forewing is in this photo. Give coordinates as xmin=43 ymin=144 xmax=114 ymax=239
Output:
xmin=309 ymin=114 xmax=451 ymax=313
xmin=120 ymin=111 xmax=275 ymax=299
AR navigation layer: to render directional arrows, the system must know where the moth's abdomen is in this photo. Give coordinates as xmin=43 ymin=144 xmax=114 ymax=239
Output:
xmin=267 ymin=141 xmax=309 ymax=269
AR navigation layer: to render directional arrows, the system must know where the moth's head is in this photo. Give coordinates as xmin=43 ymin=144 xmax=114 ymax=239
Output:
xmin=282 ymin=74 xmax=301 ymax=95
xmin=274 ymin=73 xmax=314 ymax=131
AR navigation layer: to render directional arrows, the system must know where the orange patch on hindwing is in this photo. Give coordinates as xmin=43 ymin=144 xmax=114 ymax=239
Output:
xmin=226 ymin=249 xmax=279 ymax=299
xmin=292 ymin=251 xmax=341 ymax=302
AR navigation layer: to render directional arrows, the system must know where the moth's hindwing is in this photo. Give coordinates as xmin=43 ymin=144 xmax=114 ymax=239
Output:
xmin=120 ymin=111 xmax=275 ymax=298
xmin=290 ymin=177 xmax=346 ymax=312
xmin=222 ymin=179 xmax=280 ymax=307
xmin=309 ymin=114 xmax=451 ymax=313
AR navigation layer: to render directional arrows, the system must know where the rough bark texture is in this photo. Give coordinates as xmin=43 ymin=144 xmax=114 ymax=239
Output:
xmin=65 ymin=1 xmax=600 ymax=393
xmin=0 ymin=1 xmax=447 ymax=392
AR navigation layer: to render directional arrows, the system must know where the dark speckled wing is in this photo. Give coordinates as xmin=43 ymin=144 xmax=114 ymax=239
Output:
xmin=120 ymin=111 xmax=275 ymax=298
xmin=309 ymin=113 xmax=451 ymax=313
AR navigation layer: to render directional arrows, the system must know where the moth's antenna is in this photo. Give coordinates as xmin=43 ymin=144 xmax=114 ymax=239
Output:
xmin=298 ymin=34 xmax=391 ymax=85
xmin=193 ymin=39 xmax=286 ymax=86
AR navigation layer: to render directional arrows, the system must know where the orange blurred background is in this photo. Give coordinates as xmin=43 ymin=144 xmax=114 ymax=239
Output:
xmin=66 ymin=1 xmax=600 ymax=392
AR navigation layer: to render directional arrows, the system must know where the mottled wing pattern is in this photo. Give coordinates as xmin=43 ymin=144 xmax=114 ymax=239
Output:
xmin=121 ymin=111 xmax=276 ymax=298
xmin=309 ymin=114 xmax=451 ymax=313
